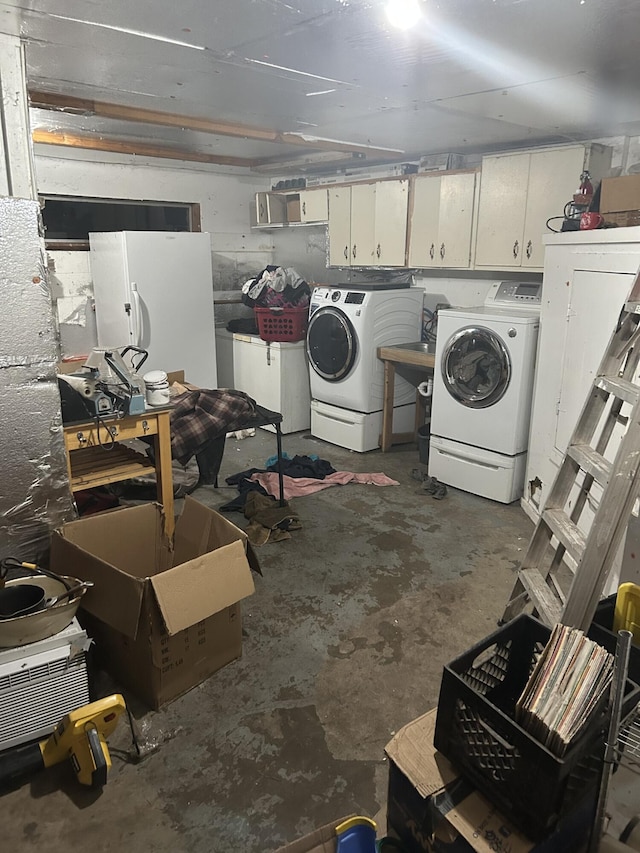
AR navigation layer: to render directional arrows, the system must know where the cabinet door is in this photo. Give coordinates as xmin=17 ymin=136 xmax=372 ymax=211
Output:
xmin=328 ymin=186 xmax=352 ymax=266
xmin=474 ymin=153 xmax=530 ymax=267
xmin=374 ymin=179 xmax=409 ymax=266
xmin=255 ymin=192 xmax=270 ymax=225
xmin=437 ymin=172 xmax=477 ymax=268
xmin=522 ymin=147 xmax=585 ymax=269
xmin=300 ymin=189 xmax=328 ymax=222
xmin=350 ymin=183 xmax=376 ymax=265
xmin=408 ymin=175 xmax=441 ymax=268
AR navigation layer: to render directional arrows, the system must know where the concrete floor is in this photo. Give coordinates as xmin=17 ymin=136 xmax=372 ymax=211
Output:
xmin=3 ymin=429 xmax=533 ymax=851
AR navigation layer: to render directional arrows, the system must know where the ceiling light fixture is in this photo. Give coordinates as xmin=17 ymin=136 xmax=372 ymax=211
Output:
xmin=385 ymin=0 xmax=422 ymax=30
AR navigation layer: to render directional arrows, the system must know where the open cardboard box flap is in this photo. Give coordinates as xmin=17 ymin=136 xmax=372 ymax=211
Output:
xmin=150 ymin=539 xmax=255 ymax=636
xmin=49 ymin=504 xmax=157 ymax=639
xmin=174 ymin=495 xmax=262 ymax=575
xmin=385 ymin=708 xmax=457 ymax=798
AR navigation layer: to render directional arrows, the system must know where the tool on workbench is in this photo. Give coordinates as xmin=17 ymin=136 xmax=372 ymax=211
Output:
xmin=0 ymin=694 xmax=126 ymax=789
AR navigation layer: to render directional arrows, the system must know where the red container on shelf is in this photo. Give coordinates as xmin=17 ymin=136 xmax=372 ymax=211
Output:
xmin=254 ymin=305 xmax=308 ymax=343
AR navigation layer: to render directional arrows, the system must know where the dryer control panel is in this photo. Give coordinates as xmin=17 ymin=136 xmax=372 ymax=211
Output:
xmin=485 ymin=280 xmax=542 ymax=307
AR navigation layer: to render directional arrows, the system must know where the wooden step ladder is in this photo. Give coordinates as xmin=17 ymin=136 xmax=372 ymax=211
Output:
xmin=502 ymin=271 xmax=640 ymax=631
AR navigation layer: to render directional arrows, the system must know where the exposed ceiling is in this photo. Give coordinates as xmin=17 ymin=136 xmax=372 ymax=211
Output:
xmin=3 ymin=0 xmax=640 ymax=173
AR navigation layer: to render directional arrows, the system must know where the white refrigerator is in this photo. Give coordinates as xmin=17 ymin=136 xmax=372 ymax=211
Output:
xmin=90 ymin=231 xmax=217 ymax=388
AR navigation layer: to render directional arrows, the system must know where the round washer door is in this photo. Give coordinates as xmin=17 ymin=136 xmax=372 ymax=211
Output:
xmin=306 ymin=306 xmax=357 ymax=381
xmin=441 ymin=326 xmax=511 ymax=408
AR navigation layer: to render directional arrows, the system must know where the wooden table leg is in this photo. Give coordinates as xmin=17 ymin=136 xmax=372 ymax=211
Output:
xmin=381 ymin=360 xmax=395 ymax=452
xmin=155 ymin=411 xmax=175 ymax=541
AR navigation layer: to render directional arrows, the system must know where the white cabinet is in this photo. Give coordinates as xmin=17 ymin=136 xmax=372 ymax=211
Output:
xmin=255 ymin=192 xmax=287 ymax=225
xmin=232 ymin=334 xmax=311 ymax=434
xmin=408 ymin=171 xmax=477 ymax=268
xmin=474 ymin=144 xmax=612 ymax=270
xmin=328 ymin=179 xmax=409 ymax=267
xmin=299 ymin=189 xmax=328 ymax=223
xmin=523 ymin=229 xmax=640 ymax=521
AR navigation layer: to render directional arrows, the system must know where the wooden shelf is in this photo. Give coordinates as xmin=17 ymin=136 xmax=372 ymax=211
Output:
xmin=68 ymin=444 xmax=154 ymax=490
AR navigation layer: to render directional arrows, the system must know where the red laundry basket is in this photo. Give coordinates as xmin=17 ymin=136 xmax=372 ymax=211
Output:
xmin=254 ymin=305 xmax=309 ymax=343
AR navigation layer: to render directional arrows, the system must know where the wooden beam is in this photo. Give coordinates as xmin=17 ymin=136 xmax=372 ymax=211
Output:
xmin=28 ymin=90 xmax=395 ymax=157
xmin=32 ymin=129 xmax=259 ymax=168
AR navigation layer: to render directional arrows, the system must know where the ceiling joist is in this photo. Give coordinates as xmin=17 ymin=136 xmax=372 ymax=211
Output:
xmin=32 ymin=129 xmax=259 ymax=168
xmin=29 ymin=91 xmax=396 ymax=159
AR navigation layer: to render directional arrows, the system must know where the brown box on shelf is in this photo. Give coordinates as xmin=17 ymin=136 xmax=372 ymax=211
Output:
xmin=50 ymin=497 xmax=259 ymax=708
xmin=600 ymin=175 xmax=640 ymax=214
xmin=604 ymin=210 xmax=640 ymax=227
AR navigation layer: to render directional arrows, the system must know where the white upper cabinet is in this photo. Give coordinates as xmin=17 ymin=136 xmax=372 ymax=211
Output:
xmin=328 ymin=186 xmax=352 ymax=266
xmin=373 ymin=179 xmax=409 ymax=267
xmin=409 ymin=172 xmax=477 ymax=269
xmin=328 ymin=180 xmax=408 ymax=267
xmin=299 ymin=188 xmax=328 ymax=223
xmin=474 ymin=144 xmax=612 ymax=270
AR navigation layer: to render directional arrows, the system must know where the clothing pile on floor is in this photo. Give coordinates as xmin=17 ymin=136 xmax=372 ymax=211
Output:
xmin=221 ymin=453 xmax=399 ymax=545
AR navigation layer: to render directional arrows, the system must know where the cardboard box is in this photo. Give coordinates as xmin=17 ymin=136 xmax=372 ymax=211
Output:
xmin=600 ymin=174 xmax=640 ymax=214
xmin=287 ymin=198 xmax=301 ymax=223
xmin=50 ymin=497 xmax=259 ymax=708
xmin=385 ymin=710 xmax=591 ymax=853
xmin=604 ymin=210 xmax=640 ymax=227
xmin=274 ymin=816 xmax=354 ymax=852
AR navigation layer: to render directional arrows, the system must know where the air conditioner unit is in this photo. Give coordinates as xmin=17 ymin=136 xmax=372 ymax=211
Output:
xmin=0 ymin=619 xmax=90 ymax=751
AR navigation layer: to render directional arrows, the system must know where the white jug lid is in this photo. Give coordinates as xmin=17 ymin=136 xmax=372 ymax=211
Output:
xmin=143 ymin=370 xmax=168 ymax=384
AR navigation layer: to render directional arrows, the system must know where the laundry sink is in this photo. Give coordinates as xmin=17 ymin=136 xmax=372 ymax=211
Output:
xmin=388 ymin=341 xmax=433 ymax=355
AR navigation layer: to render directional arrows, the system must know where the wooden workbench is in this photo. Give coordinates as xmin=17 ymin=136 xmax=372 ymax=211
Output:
xmin=377 ymin=345 xmax=436 ymax=452
xmin=63 ymin=407 xmax=175 ymax=539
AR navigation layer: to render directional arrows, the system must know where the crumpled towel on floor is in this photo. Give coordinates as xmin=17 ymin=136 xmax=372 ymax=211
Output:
xmin=244 ymin=490 xmax=301 ymax=545
xmin=410 ymin=468 xmax=447 ymax=500
xmin=250 ymin=470 xmax=399 ymax=500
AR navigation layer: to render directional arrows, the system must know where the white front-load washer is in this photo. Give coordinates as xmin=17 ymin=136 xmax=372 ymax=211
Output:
xmin=428 ymin=280 xmax=542 ymax=502
xmin=306 ymin=284 xmax=423 ymax=451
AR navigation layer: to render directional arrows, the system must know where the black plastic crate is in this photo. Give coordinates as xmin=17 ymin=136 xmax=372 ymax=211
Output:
xmin=434 ymin=614 xmax=640 ymax=841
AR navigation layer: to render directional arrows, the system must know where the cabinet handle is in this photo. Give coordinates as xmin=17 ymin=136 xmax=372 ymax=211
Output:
xmin=352 ymin=244 xmax=357 ymax=259
xmin=513 ymin=239 xmax=519 ymax=259
xmin=429 ymin=243 xmax=434 ymax=260
xmin=376 ymin=243 xmax=381 ymax=259
xmin=525 ymin=239 xmax=532 ymax=259
xmin=344 ymin=245 xmax=349 ymax=260
xmin=302 ymin=201 xmax=306 ymax=216
xmin=259 ymin=202 xmax=265 ymax=219
xmin=440 ymin=243 xmax=445 ymax=260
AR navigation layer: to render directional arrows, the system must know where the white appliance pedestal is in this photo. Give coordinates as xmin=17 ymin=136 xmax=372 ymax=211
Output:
xmin=311 ymin=399 xmax=415 ymax=453
xmin=429 ymin=435 xmax=527 ymax=504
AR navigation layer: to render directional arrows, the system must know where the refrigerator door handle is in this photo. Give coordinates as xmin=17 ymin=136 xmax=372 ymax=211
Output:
xmin=130 ymin=282 xmax=143 ymax=347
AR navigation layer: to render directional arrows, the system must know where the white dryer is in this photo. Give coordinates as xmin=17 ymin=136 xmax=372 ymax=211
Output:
xmin=306 ymin=284 xmax=423 ymax=451
xmin=428 ymin=281 xmax=542 ymax=503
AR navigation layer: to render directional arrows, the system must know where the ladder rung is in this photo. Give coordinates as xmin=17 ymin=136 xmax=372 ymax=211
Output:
xmin=567 ymin=444 xmax=612 ymax=486
xmin=596 ymin=375 xmax=640 ymax=405
xmin=518 ymin=568 xmax=562 ymax=625
xmin=542 ymin=508 xmax=587 ymax=565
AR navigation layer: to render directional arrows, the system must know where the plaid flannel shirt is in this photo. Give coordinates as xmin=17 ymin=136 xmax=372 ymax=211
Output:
xmin=170 ymin=389 xmax=257 ymax=465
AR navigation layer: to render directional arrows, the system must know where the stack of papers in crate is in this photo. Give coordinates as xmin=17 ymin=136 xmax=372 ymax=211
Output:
xmin=516 ymin=624 xmax=613 ymax=756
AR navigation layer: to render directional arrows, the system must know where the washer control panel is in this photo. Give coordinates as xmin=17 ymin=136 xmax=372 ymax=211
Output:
xmin=485 ymin=280 xmax=542 ymax=307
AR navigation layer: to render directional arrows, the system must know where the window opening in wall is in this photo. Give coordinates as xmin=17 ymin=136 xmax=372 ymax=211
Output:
xmin=40 ymin=196 xmax=200 ymax=249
